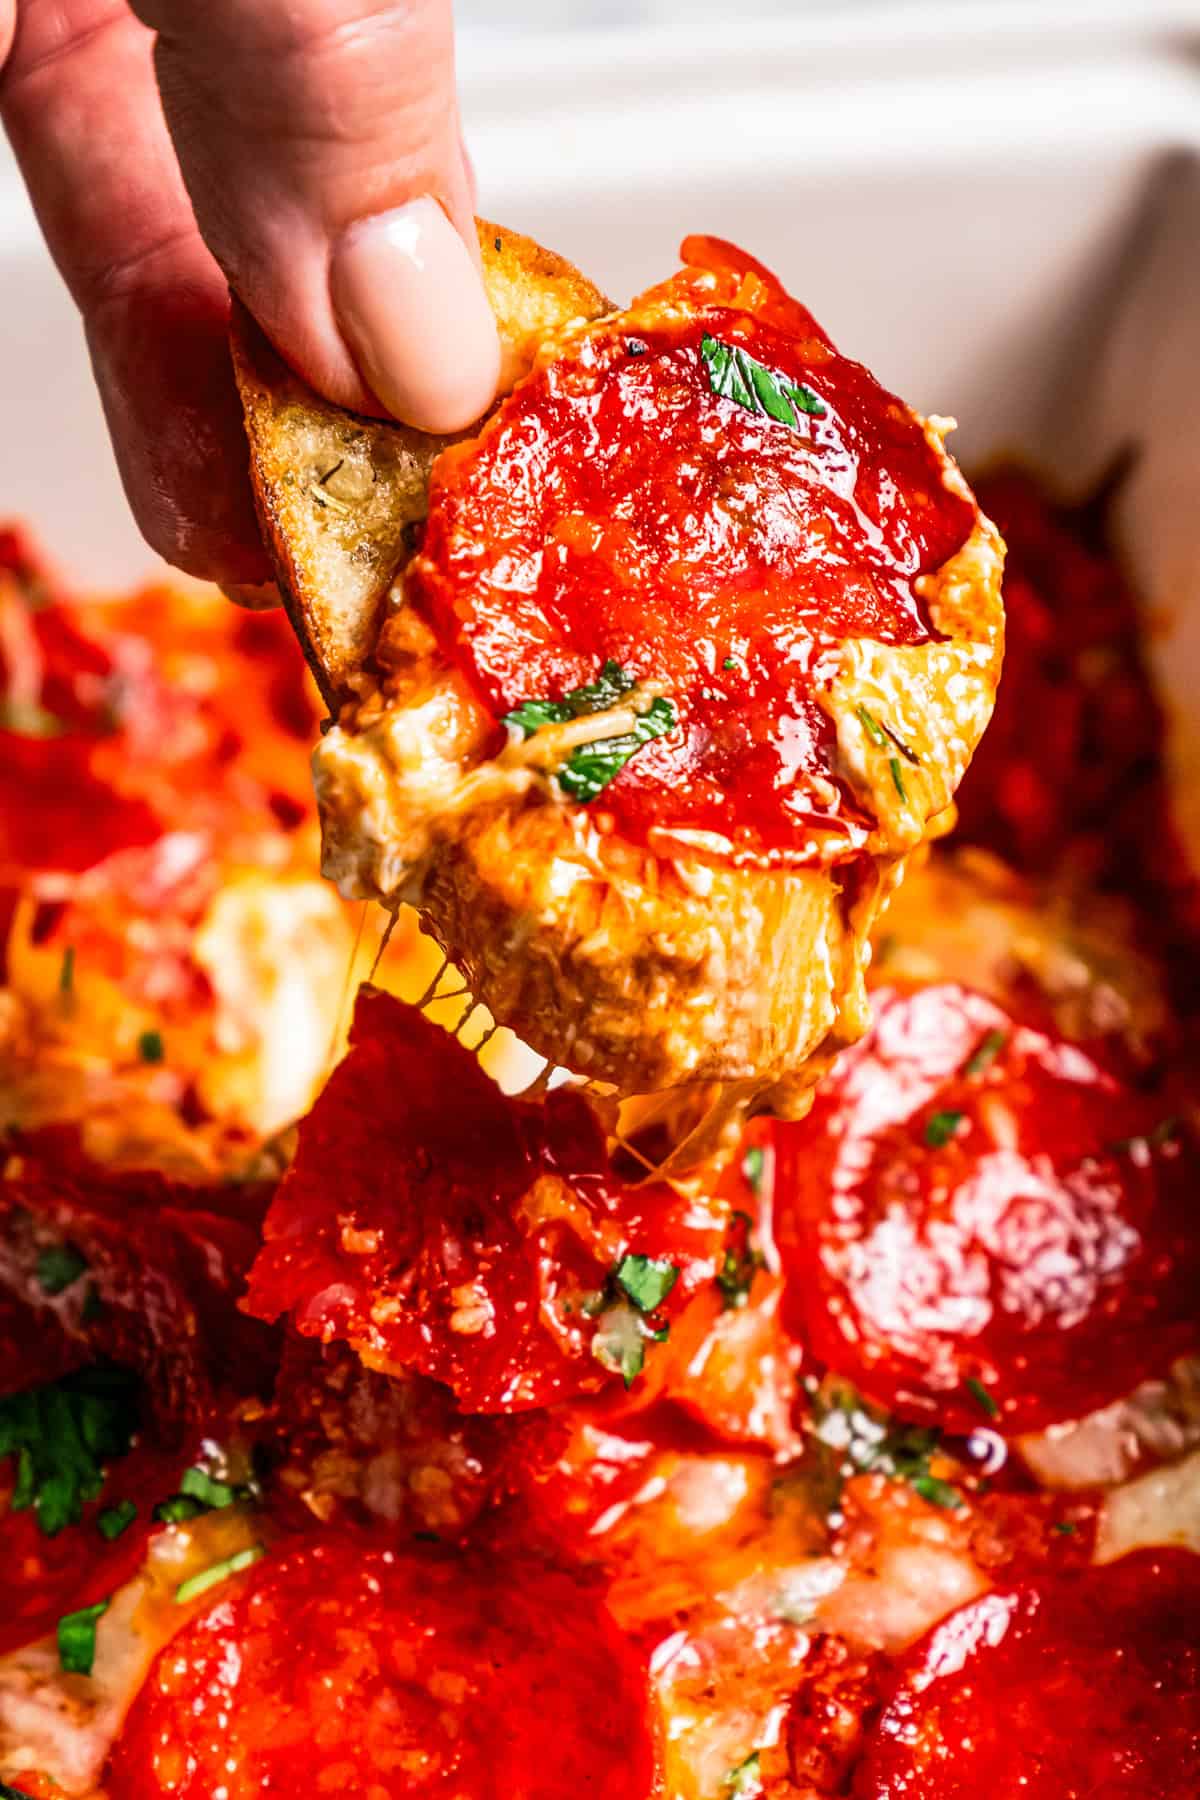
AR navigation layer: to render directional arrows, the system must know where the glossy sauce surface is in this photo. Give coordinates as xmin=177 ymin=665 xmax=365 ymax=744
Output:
xmin=775 ymin=983 xmax=1200 ymax=1433
xmin=855 ymin=1550 xmax=1200 ymax=1797
xmin=411 ymin=238 xmax=975 ymax=862
xmin=108 ymin=1534 xmax=656 ymax=1800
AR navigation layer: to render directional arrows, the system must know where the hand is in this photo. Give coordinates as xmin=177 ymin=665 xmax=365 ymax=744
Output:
xmin=0 ymin=0 xmax=500 ymax=586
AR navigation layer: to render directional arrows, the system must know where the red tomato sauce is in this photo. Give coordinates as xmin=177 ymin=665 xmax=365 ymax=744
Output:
xmin=410 ymin=237 xmax=975 ymax=863
xmin=107 ymin=1534 xmax=657 ymax=1799
xmin=774 ymin=983 xmax=1200 ymax=1433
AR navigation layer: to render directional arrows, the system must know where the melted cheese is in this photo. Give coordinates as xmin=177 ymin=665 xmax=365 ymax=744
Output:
xmin=0 ymin=1510 xmax=263 ymax=1797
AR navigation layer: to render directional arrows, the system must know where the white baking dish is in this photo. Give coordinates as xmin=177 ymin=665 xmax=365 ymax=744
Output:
xmin=2 ymin=0 xmax=1198 ymax=845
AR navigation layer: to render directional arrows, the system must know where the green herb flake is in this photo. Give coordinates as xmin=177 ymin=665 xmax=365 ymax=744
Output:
xmin=615 ymin=1253 xmax=678 ymax=1315
xmin=179 ymin=1465 xmax=239 ymax=1510
xmin=1052 ymin=1520 xmax=1078 ymax=1536
xmin=0 ymin=1779 xmax=38 ymax=1799
xmin=889 ymin=755 xmax=908 ymax=802
xmin=36 ymin=1242 xmax=88 ymax=1296
xmin=742 ymin=1143 xmax=766 ymax=1196
xmin=97 ymin=1497 xmax=138 ymax=1541
xmin=503 ymin=659 xmax=636 ymax=740
xmin=856 ymin=703 xmax=888 ymax=748
xmin=502 ymin=661 xmax=677 ymax=803
xmin=701 ymin=333 xmax=825 ymax=429
xmin=57 ymin=1598 xmax=109 ymax=1675
xmin=153 ymin=1493 xmax=206 ymax=1526
xmin=911 ymin=1473 xmax=963 ymax=1510
xmin=722 ymin=656 xmax=739 ymax=671
xmin=924 ymin=1109 xmax=964 ymax=1150
xmin=0 ymin=1367 xmax=139 ymax=1537
xmin=591 ymin=1300 xmax=668 ymax=1389
xmin=723 ymin=1750 xmax=763 ymax=1796
xmin=963 ymin=1029 xmax=1007 ymax=1079
xmin=137 ymin=1029 xmax=165 ymax=1065
xmin=58 ymin=945 xmax=75 ymax=996
xmin=555 ymin=696 xmax=676 ymax=803
xmin=965 ymin=1377 xmax=999 ymax=1420
xmin=717 ymin=1211 xmax=763 ymax=1311
xmin=155 ymin=1462 xmax=243 ymax=1524
xmin=809 ymin=1380 xmax=963 ymax=1513
xmin=175 ymin=1544 xmax=265 ymax=1605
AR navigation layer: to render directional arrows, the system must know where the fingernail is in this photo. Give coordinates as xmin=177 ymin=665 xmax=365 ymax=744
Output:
xmin=331 ymin=197 xmax=501 ymax=434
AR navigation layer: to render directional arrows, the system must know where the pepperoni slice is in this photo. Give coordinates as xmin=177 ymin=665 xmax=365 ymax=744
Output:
xmin=854 ymin=1549 xmax=1200 ymax=1797
xmin=107 ymin=1533 xmax=656 ymax=1799
xmin=0 ymin=1134 xmax=278 ymax=1426
xmin=774 ymin=984 xmax=1200 ymax=1432
xmin=244 ymin=988 xmax=729 ymax=1411
xmin=409 ymin=236 xmax=975 ymax=863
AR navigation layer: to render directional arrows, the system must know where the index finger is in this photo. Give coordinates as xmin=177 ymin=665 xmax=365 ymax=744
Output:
xmin=1 ymin=0 xmax=271 ymax=581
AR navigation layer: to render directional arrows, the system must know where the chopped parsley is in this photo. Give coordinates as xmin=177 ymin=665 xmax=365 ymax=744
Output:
xmin=615 ymin=1253 xmax=678 ymax=1314
xmin=97 ymin=1497 xmax=138 ymax=1540
xmin=0 ymin=1781 xmax=37 ymax=1799
xmin=856 ymin=703 xmax=888 ymax=748
xmin=137 ymin=1029 xmax=165 ymax=1064
xmin=0 ymin=1367 xmax=139 ymax=1536
xmin=924 ymin=1109 xmax=964 ymax=1149
xmin=1052 ymin=1519 xmax=1078 ymax=1536
xmin=965 ymin=1377 xmax=999 ymax=1420
xmin=35 ymin=1241 xmax=88 ymax=1295
xmin=153 ymin=1493 xmax=206 ymax=1525
xmin=722 ymin=655 xmax=739 ymax=671
xmin=504 ymin=660 xmax=636 ymax=739
xmin=811 ymin=1381 xmax=962 ymax=1511
xmin=723 ymin=1751 xmax=763 ymax=1796
xmin=889 ymin=755 xmax=908 ymax=802
xmin=592 ymin=1299 xmax=668 ymax=1388
xmin=57 ymin=1598 xmax=108 ymax=1675
xmin=154 ymin=1461 xmax=245 ymax=1524
xmin=910 ymin=1473 xmax=962 ymax=1510
xmin=963 ymin=1028 xmax=1007 ymax=1078
xmin=857 ymin=703 xmax=920 ymax=769
xmin=175 ymin=1544 xmax=264 ymax=1605
xmin=58 ymin=944 xmax=75 ymax=995
xmin=556 ymin=697 xmax=676 ymax=802
xmin=701 ymin=333 xmax=826 ymax=428
xmin=503 ymin=660 xmax=677 ymax=803
xmin=717 ymin=1210 xmax=763 ymax=1311
xmin=742 ymin=1143 xmax=766 ymax=1196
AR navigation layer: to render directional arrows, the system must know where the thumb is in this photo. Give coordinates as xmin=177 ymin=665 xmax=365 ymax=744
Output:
xmin=131 ymin=0 xmax=500 ymax=434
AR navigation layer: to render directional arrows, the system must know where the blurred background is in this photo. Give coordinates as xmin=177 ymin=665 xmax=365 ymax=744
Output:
xmin=1 ymin=0 xmax=1197 ymax=587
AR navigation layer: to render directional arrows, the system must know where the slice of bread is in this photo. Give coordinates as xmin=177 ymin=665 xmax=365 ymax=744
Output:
xmin=230 ymin=221 xmax=610 ymax=704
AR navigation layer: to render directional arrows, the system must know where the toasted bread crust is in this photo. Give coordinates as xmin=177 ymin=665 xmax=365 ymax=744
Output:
xmin=231 ymin=220 xmax=609 ymax=704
